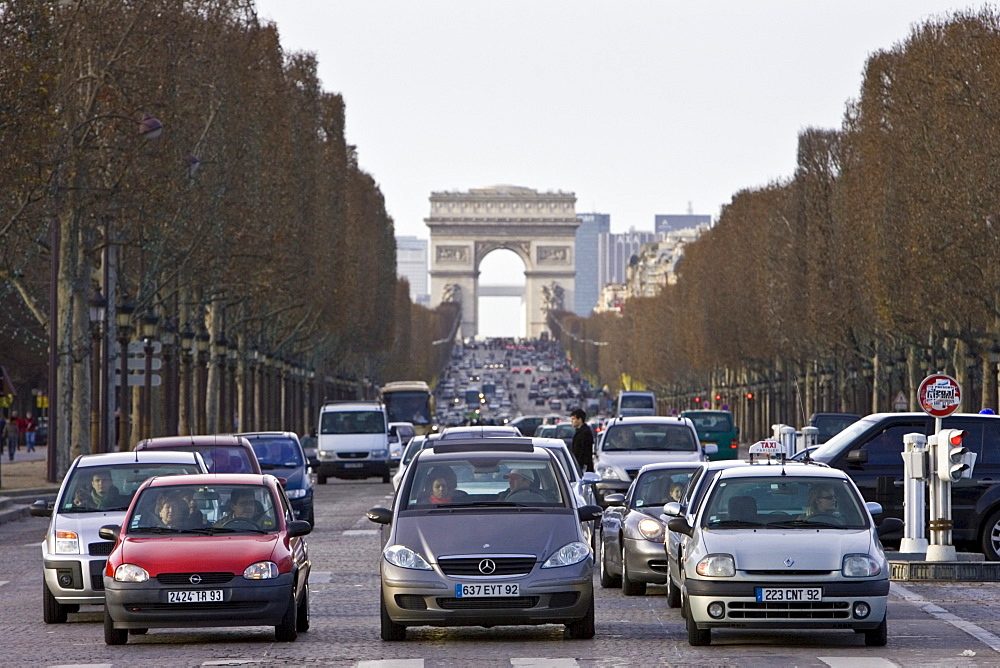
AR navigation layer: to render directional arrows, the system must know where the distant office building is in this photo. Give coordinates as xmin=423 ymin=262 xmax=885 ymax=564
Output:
xmin=396 ymin=236 xmax=430 ymax=306
xmin=655 ymin=214 xmax=712 ymax=235
xmin=598 ymin=229 xmax=661 ymax=288
xmin=574 ymin=213 xmax=610 ymax=315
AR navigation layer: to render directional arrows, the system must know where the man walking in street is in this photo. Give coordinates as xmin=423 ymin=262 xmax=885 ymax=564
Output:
xmin=569 ymin=408 xmax=594 ymax=472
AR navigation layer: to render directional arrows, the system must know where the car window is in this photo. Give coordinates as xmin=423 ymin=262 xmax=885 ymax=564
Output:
xmin=701 ymin=477 xmax=868 ymax=529
xmin=859 ymin=424 xmax=925 ymax=466
xmin=601 ymin=424 xmax=697 ymax=452
xmin=248 ymin=438 xmax=303 ymax=467
xmin=630 ymin=468 xmax=698 ymax=509
xmin=320 ymin=410 xmax=386 ymax=435
xmin=61 ymin=463 xmax=202 ymax=513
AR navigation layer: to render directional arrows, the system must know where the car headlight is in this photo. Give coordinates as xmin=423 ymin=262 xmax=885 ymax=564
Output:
xmin=696 ymin=553 xmax=735 ymax=577
xmin=842 ymin=554 xmax=881 ymax=577
xmin=595 ymin=463 xmax=622 ymax=481
xmin=285 ymin=488 xmax=307 ymax=499
xmin=55 ymin=530 xmax=80 ymax=554
xmin=371 ymin=449 xmax=388 ymax=459
xmin=244 ymin=561 xmax=280 ymax=580
xmin=114 ymin=563 xmax=149 ymax=583
xmin=383 ymin=545 xmax=433 ymax=570
xmin=542 ymin=541 xmax=591 ymax=568
xmin=637 ymin=518 xmax=664 ymax=542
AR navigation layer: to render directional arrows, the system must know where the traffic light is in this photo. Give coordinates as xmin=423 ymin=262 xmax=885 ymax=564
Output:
xmin=714 ymin=393 xmax=722 ymax=402
xmin=746 ymin=392 xmax=754 ymax=400
xmin=936 ymin=429 xmax=970 ymax=482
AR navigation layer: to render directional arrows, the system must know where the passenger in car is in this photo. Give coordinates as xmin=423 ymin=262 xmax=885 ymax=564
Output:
xmin=155 ymin=492 xmax=196 ymax=529
xmin=422 ymin=466 xmax=467 ymax=504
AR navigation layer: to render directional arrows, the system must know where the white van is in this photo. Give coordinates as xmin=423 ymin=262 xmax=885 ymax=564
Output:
xmin=316 ymin=401 xmax=390 ymax=483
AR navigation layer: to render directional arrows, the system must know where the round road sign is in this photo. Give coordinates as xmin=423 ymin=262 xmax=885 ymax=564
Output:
xmin=917 ymin=374 xmax=962 ymax=418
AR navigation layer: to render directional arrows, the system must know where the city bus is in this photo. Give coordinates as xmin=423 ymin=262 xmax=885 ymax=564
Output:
xmin=379 ymin=381 xmax=438 ymax=436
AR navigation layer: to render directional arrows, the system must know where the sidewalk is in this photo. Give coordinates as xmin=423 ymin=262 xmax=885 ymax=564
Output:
xmin=0 ymin=447 xmax=59 ymax=526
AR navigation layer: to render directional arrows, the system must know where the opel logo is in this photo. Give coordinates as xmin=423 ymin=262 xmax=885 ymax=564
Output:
xmin=478 ymin=559 xmax=496 ymax=574
xmin=189 ymin=573 xmax=202 ymax=584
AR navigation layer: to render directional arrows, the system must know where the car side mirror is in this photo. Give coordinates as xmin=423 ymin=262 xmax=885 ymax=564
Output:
xmin=367 ymin=507 xmax=393 ymax=525
xmin=847 ymin=448 xmax=869 ymax=465
xmin=662 ymin=501 xmax=683 ymax=517
xmin=603 ymin=493 xmax=626 ymax=507
xmin=286 ymin=520 xmax=312 ymax=537
xmin=581 ymin=472 xmax=601 ymax=485
xmin=99 ymin=524 xmax=120 ymax=541
xmin=577 ymin=504 xmax=603 ymax=522
xmin=703 ymin=443 xmax=718 ymax=455
xmin=29 ymin=499 xmax=52 ymax=518
xmin=876 ymin=517 xmax=904 ymax=537
xmin=667 ymin=517 xmax=694 ymax=537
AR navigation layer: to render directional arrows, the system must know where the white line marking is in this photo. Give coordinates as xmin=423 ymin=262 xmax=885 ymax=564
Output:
xmin=310 ymin=571 xmax=332 ymax=583
xmin=511 ymin=660 xmax=580 ymax=667
xmin=818 ymin=659 xmax=896 ymax=667
xmin=892 ymin=582 xmax=1000 ymax=653
xmin=358 ymin=661 xmax=423 ymax=668
xmin=343 ymin=529 xmax=379 ymax=536
xmin=202 ymin=661 xmax=263 ymax=666
xmin=48 ymin=665 xmax=114 ymax=668
xmin=0 ymin=581 xmax=8 ymax=588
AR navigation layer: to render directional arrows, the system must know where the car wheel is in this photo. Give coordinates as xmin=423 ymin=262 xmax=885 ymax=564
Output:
xmin=380 ymin=589 xmax=406 ymax=641
xmin=563 ymin=593 xmax=595 ymax=639
xmin=128 ymin=628 xmax=148 ymax=635
xmin=296 ymin=583 xmax=310 ymax=632
xmin=317 ymin=473 xmax=327 ymax=485
xmin=666 ymin=572 xmax=681 ymax=609
xmin=683 ymin=596 xmax=710 ymax=646
xmin=382 ymin=471 xmax=391 ymax=484
xmin=621 ymin=544 xmax=646 ymax=596
xmin=274 ymin=590 xmax=298 ymax=641
xmin=42 ymin=583 xmax=68 ymax=624
xmin=598 ymin=530 xmax=621 ymax=588
xmin=981 ymin=508 xmax=1000 ymax=560
xmin=104 ymin=610 xmax=128 ymax=646
xmin=864 ymin=615 xmax=888 ymax=647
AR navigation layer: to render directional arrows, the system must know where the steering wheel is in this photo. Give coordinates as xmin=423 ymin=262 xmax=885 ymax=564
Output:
xmin=806 ymin=513 xmax=844 ymax=525
xmin=504 ymin=489 xmax=546 ymax=503
xmin=218 ymin=517 xmax=259 ymax=530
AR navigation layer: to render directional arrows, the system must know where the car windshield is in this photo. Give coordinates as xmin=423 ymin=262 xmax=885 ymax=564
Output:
xmin=630 ymin=468 xmax=698 ymax=509
xmin=60 ymin=463 xmax=203 ymax=513
xmin=811 ymin=416 xmax=882 ymax=460
xmin=248 ymin=437 xmax=303 ymax=468
xmin=127 ymin=484 xmax=279 ymax=534
xmin=320 ymin=410 xmax=386 ymax=435
xmin=403 ymin=455 xmax=566 ymax=510
xmin=602 ymin=424 xmax=697 ymax=452
xmin=700 ymin=476 xmax=869 ymax=530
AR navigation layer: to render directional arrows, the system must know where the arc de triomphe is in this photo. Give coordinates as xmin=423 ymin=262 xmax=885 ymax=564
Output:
xmin=426 ymin=185 xmax=578 ymax=339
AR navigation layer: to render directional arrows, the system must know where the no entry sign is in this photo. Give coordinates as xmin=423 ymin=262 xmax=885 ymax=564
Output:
xmin=918 ymin=374 xmax=962 ymax=418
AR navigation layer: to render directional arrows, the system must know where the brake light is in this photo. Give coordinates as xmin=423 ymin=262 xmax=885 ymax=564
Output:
xmin=730 ymin=440 xmax=738 ymax=449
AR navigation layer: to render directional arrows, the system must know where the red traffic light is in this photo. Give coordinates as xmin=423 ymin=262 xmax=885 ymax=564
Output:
xmin=694 ymin=397 xmax=701 ymax=403
xmin=714 ymin=394 xmax=722 ymax=401
xmin=746 ymin=392 xmax=754 ymax=400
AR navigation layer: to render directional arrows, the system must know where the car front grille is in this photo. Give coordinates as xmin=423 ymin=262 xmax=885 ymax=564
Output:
xmin=727 ymin=601 xmax=851 ymax=619
xmin=437 ymin=596 xmax=539 ymax=610
xmin=156 ymin=572 xmax=235 ymax=585
xmin=744 ymin=570 xmax=833 ymax=576
xmin=438 ymin=557 xmax=536 ymax=577
xmin=337 ymin=452 xmax=368 ymax=459
xmin=89 ymin=542 xmax=115 ymax=556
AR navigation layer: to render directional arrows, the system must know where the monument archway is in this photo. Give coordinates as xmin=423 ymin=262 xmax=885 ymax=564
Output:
xmin=426 ymin=185 xmax=578 ymax=339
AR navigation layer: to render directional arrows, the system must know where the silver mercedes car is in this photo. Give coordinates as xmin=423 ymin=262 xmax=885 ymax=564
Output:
xmin=367 ymin=438 xmax=603 ymax=640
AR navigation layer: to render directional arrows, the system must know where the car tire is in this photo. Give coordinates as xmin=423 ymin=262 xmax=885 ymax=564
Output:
xmin=128 ymin=628 xmax=148 ymax=635
xmin=274 ymin=590 xmax=298 ymax=641
xmin=382 ymin=470 xmax=391 ymax=484
xmin=666 ymin=572 xmax=681 ymax=609
xmin=104 ymin=610 xmax=128 ymax=646
xmin=598 ymin=530 xmax=621 ymax=588
xmin=683 ymin=596 xmax=711 ymax=646
xmin=296 ymin=583 xmax=310 ymax=632
xmin=563 ymin=593 xmax=596 ymax=639
xmin=317 ymin=473 xmax=327 ymax=485
xmin=43 ymin=583 xmax=68 ymax=624
xmin=981 ymin=508 xmax=1000 ymax=561
xmin=864 ymin=616 xmax=888 ymax=647
xmin=621 ymin=545 xmax=646 ymax=596
xmin=380 ymin=589 xmax=406 ymax=641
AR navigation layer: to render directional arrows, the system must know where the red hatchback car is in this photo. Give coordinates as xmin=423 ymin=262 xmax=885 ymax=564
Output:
xmin=101 ymin=474 xmax=311 ymax=644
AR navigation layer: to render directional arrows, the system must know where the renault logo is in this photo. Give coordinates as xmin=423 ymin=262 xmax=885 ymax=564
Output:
xmin=783 ymin=558 xmax=795 ymax=568
xmin=478 ymin=559 xmax=496 ymax=574
xmin=189 ymin=574 xmax=202 ymax=584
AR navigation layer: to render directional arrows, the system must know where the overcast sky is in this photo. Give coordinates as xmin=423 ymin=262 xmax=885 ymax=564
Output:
xmin=254 ymin=1 xmax=985 ymax=336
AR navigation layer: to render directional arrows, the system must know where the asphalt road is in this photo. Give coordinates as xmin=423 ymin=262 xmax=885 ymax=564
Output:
xmin=5 ymin=475 xmax=1000 ymax=666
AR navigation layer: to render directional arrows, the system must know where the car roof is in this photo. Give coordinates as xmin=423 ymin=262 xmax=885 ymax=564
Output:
xmin=604 ymin=416 xmax=694 ymax=426
xmin=320 ymin=401 xmax=383 ymax=411
xmin=716 ymin=462 xmax=845 ymax=480
xmin=235 ymin=431 xmax=297 ymax=439
xmin=74 ymin=450 xmax=204 ymax=467
xmin=440 ymin=426 xmax=521 ymax=438
xmin=144 ymin=473 xmax=273 ymax=488
xmin=416 ymin=438 xmax=553 ymax=464
xmin=136 ymin=434 xmax=252 ymax=448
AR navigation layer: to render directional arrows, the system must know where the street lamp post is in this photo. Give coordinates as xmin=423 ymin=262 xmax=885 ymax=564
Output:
xmin=140 ymin=310 xmax=159 ymax=442
xmin=88 ymin=289 xmax=107 ymax=453
xmin=116 ymin=299 xmax=135 ymax=451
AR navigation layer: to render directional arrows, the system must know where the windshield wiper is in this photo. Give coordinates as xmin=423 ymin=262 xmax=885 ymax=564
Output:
xmin=708 ymin=519 xmax=766 ymax=528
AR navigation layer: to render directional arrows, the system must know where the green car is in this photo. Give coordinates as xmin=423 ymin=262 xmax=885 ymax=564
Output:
xmin=680 ymin=410 xmax=739 ymax=460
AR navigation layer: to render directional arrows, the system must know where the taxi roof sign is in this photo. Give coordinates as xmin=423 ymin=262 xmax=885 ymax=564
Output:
xmin=749 ymin=440 xmax=782 ymax=455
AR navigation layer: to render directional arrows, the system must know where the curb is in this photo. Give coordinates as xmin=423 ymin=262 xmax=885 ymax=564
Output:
xmin=0 ymin=489 xmax=59 ymax=527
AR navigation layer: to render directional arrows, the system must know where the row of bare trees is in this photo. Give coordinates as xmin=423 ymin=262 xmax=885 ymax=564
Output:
xmin=0 ymin=1 xmax=453 ymax=477
xmin=553 ymin=8 xmax=1000 ymax=441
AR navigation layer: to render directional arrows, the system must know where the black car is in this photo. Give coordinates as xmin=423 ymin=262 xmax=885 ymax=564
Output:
xmin=808 ymin=412 xmax=862 ymax=444
xmin=810 ymin=412 xmax=1000 ymax=558
xmin=238 ymin=431 xmax=315 ymax=526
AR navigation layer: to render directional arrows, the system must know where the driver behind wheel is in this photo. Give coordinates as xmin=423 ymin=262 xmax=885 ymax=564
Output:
xmin=498 ymin=468 xmax=536 ymax=501
xmin=216 ymin=488 xmax=264 ymax=528
xmin=799 ymin=483 xmax=838 ymax=521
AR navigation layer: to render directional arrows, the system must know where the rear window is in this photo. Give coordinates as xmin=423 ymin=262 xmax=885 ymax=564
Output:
xmin=620 ymin=395 xmax=655 ymax=409
xmin=686 ymin=413 xmax=734 ymax=434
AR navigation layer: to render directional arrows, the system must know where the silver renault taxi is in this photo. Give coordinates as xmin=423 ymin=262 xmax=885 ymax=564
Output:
xmin=367 ymin=439 xmax=603 ymax=641
xmin=665 ymin=440 xmax=902 ymax=646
